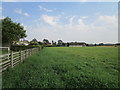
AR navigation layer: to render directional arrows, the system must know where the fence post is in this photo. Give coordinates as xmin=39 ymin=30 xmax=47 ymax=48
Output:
xmin=26 ymin=50 xmax=27 ymax=58
xmin=27 ymin=49 xmax=28 ymax=57
xmin=25 ymin=50 xmax=27 ymax=59
xmin=20 ymin=51 xmax=22 ymax=63
xmin=10 ymin=51 xmax=13 ymax=68
xmin=28 ymin=49 xmax=29 ymax=57
xmin=39 ymin=47 xmax=41 ymax=51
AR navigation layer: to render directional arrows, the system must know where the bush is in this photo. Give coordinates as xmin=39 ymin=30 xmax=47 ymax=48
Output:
xmin=10 ymin=45 xmax=43 ymax=51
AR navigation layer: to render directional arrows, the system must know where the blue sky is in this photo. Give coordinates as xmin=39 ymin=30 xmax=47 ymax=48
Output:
xmin=1 ymin=2 xmax=118 ymax=43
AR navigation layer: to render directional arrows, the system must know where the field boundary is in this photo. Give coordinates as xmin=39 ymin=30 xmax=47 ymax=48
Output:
xmin=0 ymin=48 xmax=40 ymax=72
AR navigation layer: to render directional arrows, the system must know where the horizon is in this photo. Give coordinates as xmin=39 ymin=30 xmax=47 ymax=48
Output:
xmin=22 ymin=39 xmax=118 ymax=44
xmin=1 ymin=2 xmax=118 ymax=44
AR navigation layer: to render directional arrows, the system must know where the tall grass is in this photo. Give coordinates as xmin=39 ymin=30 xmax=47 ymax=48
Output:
xmin=2 ymin=47 xmax=119 ymax=88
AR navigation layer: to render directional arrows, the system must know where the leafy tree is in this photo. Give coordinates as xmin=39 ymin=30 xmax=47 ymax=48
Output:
xmin=43 ymin=39 xmax=49 ymax=45
xmin=99 ymin=43 xmax=104 ymax=46
xmin=29 ymin=38 xmax=39 ymax=45
xmin=52 ymin=40 xmax=54 ymax=45
xmin=38 ymin=41 xmax=43 ymax=45
xmin=1 ymin=17 xmax=26 ymax=46
xmin=67 ymin=43 xmax=69 ymax=47
xmin=31 ymin=38 xmax=37 ymax=42
xmin=58 ymin=40 xmax=63 ymax=45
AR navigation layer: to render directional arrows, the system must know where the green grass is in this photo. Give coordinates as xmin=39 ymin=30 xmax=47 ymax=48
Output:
xmin=0 ymin=50 xmax=9 ymax=55
xmin=2 ymin=47 xmax=119 ymax=88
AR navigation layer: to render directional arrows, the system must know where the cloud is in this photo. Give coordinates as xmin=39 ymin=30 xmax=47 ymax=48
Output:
xmin=0 ymin=16 xmax=5 ymax=19
xmin=61 ymin=12 xmax=64 ymax=15
xmin=69 ymin=16 xmax=75 ymax=24
xmin=38 ymin=5 xmax=53 ymax=12
xmin=23 ymin=13 xmax=30 ymax=16
xmin=26 ymin=14 xmax=118 ymax=43
xmin=0 ymin=7 xmax=2 ymax=11
xmin=38 ymin=14 xmax=117 ymax=32
xmin=15 ymin=9 xmax=30 ymax=17
xmin=81 ymin=16 xmax=88 ymax=19
xmin=91 ymin=15 xmax=117 ymax=31
xmin=15 ymin=9 xmax=22 ymax=14
xmin=98 ymin=15 xmax=117 ymax=25
xmin=80 ymin=0 xmax=87 ymax=2
xmin=41 ymin=14 xmax=59 ymax=26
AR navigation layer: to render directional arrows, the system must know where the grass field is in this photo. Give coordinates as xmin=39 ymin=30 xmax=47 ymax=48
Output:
xmin=2 ymin=47 xmax=119 ymax=88
xmin=0 ymin=50 xmax=9 ymax=55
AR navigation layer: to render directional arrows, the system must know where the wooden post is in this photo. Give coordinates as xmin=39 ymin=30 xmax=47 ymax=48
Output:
xmin=30 ymin=49 xmax=31 ymax=55
xmin=27 ymin=49 xmax=28 ymax=57
xmin=28 ymin=49 xmax=30 ymax=56
xmin=27 ymin=49 xmax=29 ymax=57
xmin=24 ymin=50 xmax=25 ymax=59
xmin=10 ymin=51 xmax=13 ymax=68
xmin=25 ymin=50 xmax=27 ymax=59
xmin=30 ymin=49 xmax=32 ymax=56
xmin=20 ymin=51 xmax=22 ymax=63
xmin=26 ymin=50 xmax=27 ymax=58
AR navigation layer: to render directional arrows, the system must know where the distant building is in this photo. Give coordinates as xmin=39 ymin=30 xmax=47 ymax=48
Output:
xmin=13 ymin=40 xmax=29 ymax=46
xmin=68 ymin=42 xmax=86 ymax=47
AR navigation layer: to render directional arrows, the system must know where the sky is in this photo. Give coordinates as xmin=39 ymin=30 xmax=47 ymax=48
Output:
xmin=1 ymin=1 xmax=118 ymax=44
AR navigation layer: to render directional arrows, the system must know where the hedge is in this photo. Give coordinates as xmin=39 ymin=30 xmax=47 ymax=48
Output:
xmin=10 ymin=45 xmax=44 ymax=51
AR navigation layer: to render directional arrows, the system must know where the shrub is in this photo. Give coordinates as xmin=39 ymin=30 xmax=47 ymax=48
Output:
xmin=10 ymin=45 xmax=43 ymax=51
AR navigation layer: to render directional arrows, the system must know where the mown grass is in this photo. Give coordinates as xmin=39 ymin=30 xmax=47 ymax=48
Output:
xmin=2 ymin=47 xmax=119 ymax=88
xmin=0 ymin=50 xmax=8 ymax=55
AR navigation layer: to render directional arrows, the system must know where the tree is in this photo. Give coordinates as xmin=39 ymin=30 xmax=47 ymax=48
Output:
xmin=58 ymin=40 xmax=63 ymax=46
xmin=1 ymin=17 xmax=27 ymax=47
xmin=38 ymin=41 xmax=43 ymax=45
xmin=31 ymin=38 xmax=38 ymax=42
xmin=99 ymin=43 xmax=104 ymax=46
xmin=67 ymin=43 xmax=69 ymax=47
xmin=52 ymin=40 xmax=54 ymax=45
xmin=43 ymin=39 xmax=49 ymax=45
xmin=29 ymin=38 xmax=39 ymax=45
xmin=51 ymin=40 xmax=57 ymax=46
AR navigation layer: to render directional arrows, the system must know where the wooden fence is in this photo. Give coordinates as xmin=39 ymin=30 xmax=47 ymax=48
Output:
xmin=0 ymin=48 xmax=39 ymax=72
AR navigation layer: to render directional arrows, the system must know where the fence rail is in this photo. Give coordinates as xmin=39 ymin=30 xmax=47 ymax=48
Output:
xmin=0 ymin=48 xmax=39 ymax=72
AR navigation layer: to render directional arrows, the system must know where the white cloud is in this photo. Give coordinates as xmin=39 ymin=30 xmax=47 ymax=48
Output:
xmin=91 ymin=15 xmax=118 ymax=31
xmin=77 ymin=19 xmax=87 ymax=30
xmin=15 ymin=9 xmax=30 ymax=17
xmin=69 ymin=16 xmax=75 ymax=25
xmin=0 ymin=16 xmax=5 ymax=19
xmin=40 ymin=14 xmax=117 ymax=32
xmin=23 ymin=13 xmax=30 ymax=16
xmin=61 ymin=12 xmax=65 ymax=15
xmin=0 ymin=7 xmax=3 ymax=11
xmin=41 ymin=14 xmax=59 ymax=26
xmin=38 ymin=5 xmax=53 ymax=12
xmin=80 ymin=0 xmax=87 ymax=2
xmin=81 ymin=16 xmax=88 ymax=19
xmin=99 ymin=15 xmax=117 ymax=25
xmin=15 ymin=9 xmax=22 ymax=14
xmin=26 ymin=14 xmax=118 ymax=43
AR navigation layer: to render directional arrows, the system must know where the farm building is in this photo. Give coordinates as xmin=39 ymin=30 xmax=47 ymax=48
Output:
xmin=68 ymin=42 xmax=86 ymax=47
xmin=13 ymin=40 xmax=29 ymax=46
